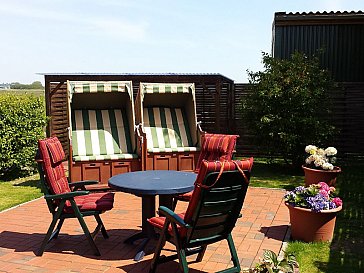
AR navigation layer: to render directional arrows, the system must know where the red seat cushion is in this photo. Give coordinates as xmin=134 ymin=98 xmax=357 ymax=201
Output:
xmin=64 ymin=192 xmax=115 ymax=213
xmin=148 ymin=212 xmax=186 ymax=235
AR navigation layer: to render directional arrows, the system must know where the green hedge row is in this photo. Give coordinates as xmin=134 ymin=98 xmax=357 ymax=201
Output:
xmin=0 ymin=93 xmax=47 ymax=180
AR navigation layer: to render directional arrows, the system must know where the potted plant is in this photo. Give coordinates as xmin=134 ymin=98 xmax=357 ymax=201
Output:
xmin=302 ymin=145 xmax=341 ymax=186
xmin=284 ymin=182 xmax=343 ymax=242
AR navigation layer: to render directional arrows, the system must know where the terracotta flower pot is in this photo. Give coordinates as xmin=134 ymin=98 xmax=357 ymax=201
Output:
xmin=302 ymin=165 xmax=341 ymax=187
xmin=285 ymin=203 xmax=342 ymax=242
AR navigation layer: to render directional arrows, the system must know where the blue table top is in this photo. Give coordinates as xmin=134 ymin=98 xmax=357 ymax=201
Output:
xmin=108 ymin=170 xmax=197 ymax=196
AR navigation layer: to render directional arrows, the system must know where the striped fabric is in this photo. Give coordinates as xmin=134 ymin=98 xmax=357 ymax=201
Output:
xmin=70 ymin=81 xmax=130 ymax=94
xmin=184 ymin=159 xmax=253 ymax=224
xmin=195 ymin=134 xmax=239 ymax=171
xmin=38 ymin=137 xmax=71 ymax=195
xmin=71 ymin=109 xmax=138 ymax=162
xmin=141 ymin=83 xmax=194 ymax=94
xmin=45 ymin=138 xmax=66 ymax=164
xmin=143 ymin=107 xmax=198 ymax=153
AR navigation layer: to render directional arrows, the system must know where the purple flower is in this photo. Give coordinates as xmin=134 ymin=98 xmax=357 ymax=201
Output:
xmin=284 ymin=182 xmax=343 ymax=212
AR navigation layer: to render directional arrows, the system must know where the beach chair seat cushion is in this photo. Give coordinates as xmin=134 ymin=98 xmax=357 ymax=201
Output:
xmin=71 ymin=109 xmax=137 ymax=162
xmin=143 ymin=107 xmax=199 ymax=153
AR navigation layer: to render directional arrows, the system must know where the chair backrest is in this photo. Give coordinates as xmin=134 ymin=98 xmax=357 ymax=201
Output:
xmin=195 ymin=134 xmax=239 ymax=171
xmin=183 ymin=158 xmax=253 ymax=247
xmin=36 ymin=137 xmax=70 ymax=196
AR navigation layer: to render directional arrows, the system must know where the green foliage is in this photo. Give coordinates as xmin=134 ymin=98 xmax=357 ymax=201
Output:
xmin=244 ymin=249 xmax=299 ymax=273
xmin=242 ymin=52 xmax=335 ymax=166
xmin=0 ymin=93 xmax=47 ymax=179
xmin=10 ymin=81 xmax=44 ymax=89
xmin=0 ymin=174 xmax=42 ymax=211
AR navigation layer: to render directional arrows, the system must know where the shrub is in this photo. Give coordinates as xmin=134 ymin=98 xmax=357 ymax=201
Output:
xmin=0 ymin=93 xmax=47 ymax=179
xmin=241 ymin=52 xmax=335 ymax=166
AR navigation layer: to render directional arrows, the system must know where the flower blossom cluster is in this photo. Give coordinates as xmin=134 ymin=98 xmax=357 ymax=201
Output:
xmin=304 ymin=145 xmax=337 ymax=170
xmin=284 ymin=182 xmax=343 ymax=212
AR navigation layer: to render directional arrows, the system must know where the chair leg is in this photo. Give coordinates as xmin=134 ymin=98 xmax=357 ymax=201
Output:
xmin=176 ymin=247 xmax=189 ymax=273
xmin=196 ymin=245 xmax=207 ymax=262
xmin=53 ymin=219 xmax=64 ymax=239
xmin=38 ymin=201 xmax=65 ymax=256
xmin=149 ymin=226 xmax=167 ymax=273
xmin=70 ymin=200 xmax=101 ymax=256
xmin=226 ymin=234 xmax=240 ymax=273
xmin=172 ymin=198 xmax=178 ymax=211
xmin=94 ymin=214 xmax=109 ymax=239
xmin=171 ymin=223 xmax=189 ymax=273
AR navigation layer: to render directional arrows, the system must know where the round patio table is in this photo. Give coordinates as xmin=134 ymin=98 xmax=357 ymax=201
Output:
xmin=108 ymin=170 xmax=196 ymax=261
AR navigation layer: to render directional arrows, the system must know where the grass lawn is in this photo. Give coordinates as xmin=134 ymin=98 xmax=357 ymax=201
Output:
xmin=0 ymin=174 xmax=42 ymax=211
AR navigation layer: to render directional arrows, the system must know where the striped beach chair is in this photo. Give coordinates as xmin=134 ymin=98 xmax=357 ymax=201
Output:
xmin=68 ymin=81 xmax=140 ymax=187
xmin=136 ymin=83 xmax=202 ymax=171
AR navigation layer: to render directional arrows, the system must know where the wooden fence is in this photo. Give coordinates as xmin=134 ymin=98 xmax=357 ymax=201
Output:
xmin=232 ymin=82 xmax=364 ymax=159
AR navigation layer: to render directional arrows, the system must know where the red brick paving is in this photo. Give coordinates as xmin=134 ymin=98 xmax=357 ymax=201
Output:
xmin=0 ymin=187 xmax=289 ymax=272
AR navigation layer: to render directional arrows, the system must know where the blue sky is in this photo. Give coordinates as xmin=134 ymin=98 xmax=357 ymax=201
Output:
xmin=0 ymin=0 xmax=362 ymax=84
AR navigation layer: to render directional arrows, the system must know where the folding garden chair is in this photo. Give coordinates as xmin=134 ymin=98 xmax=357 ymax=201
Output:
xmin=172 ymin=133 xmax=239 ymax=208
xmin=148 ymin=158 xmax=253 ymax=273
xmin=35 ymin=137 xmax=114 ymax=256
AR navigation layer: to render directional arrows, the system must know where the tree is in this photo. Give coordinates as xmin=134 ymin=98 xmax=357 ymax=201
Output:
xmin=241 ymin=52 xmax=335 ymax=166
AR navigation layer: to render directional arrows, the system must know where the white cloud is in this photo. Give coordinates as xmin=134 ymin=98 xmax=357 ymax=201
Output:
xmin=0 ymin=1 xmax=148 ymax=42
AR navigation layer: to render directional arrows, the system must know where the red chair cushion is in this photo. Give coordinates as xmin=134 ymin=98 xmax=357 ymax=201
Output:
xmin=38 ymin=137 xmax=71 ymax=195
xmin=185 ymin=158 xmax=253 ymax=224
xmin=148 ymin=212 xmax=186 ymax=235
xmin=64 ymin=192 xmax=115 ymax=213
xmin=149 ymin=158 xmax=253 ymax=238
xmin=195 ymin=134 xmax=239 ymax=172
xmin=45 ymin=137 xmax=66 ymax=164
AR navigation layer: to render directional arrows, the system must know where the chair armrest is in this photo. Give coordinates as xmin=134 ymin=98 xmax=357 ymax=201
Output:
xmin=158 ymin=206 xmax=191 ymax=228
xmin=69 ymin=180 xmax=98 ymax=190
xmin=44 ymin=191 xmax=89 ymax=200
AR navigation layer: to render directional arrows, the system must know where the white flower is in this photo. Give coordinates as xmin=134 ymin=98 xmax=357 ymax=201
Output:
xmin=305 ymin=156 xmax=313 ymax=164
xmin=325 ymin=147 xmax=337 ymax=156
xmin=314 ymin=159 xmax=325 ymax=167
xmin=317 ymin=148 xmax=325 ymax=156
xmin=305 ymin=145 xmax=317 ymax=155
xmin=322 ymin=162 xmax=334 ymax=170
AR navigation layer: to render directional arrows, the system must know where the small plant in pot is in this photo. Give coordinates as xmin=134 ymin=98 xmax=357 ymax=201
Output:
xmin=302 ymin=145 xmax=341 ymax=186
xmin=284 ymin=182 xmax=343 ymax=242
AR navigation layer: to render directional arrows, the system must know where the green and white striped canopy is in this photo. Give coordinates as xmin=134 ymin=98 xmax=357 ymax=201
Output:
xmin=140 ymin=83 xmax=195 ymax=95
xmin=68 ymin=81 xmax=133 ymax=102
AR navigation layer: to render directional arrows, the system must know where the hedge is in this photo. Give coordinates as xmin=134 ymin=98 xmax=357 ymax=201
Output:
xmin=0 ymin=93 xmax=47 ymax=180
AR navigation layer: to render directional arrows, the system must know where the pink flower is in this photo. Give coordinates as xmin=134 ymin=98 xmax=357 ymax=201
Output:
xmin=318 ymin=182 xmax=330 ymax=192
xmin=333 ymin=197 xmax=343 ymax=207
xmin=320 ymin=189 xmax=329 ymax=199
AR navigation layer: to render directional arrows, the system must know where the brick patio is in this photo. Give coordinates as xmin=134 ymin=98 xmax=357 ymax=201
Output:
xmin=0 ymin=187 xmax=290 ymax=273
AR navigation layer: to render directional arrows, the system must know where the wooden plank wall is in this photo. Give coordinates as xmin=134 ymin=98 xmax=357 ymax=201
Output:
xmin=47 ymin=80 xmax=364 ymax=160
xmin=48 ymin=83 xmax=69 ymax=155
xmin=233 ymin=82 xmax=364 ymax=159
